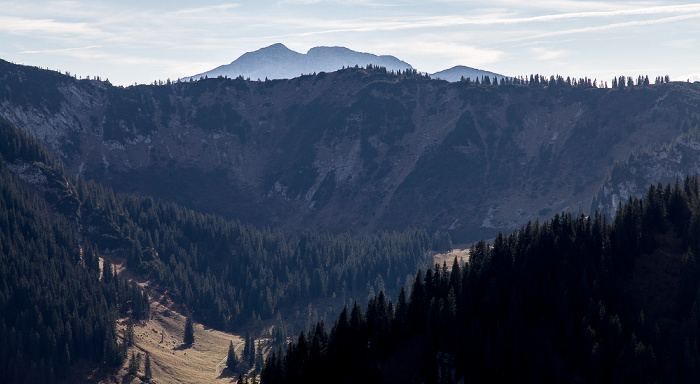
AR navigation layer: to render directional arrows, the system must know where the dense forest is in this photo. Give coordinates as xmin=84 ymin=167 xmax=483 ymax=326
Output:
xmin=263 ymin=176 xmax=700 ymax=383
xmin=0 ymin=117 xmax=452 ymax=381
xmin=0 ymin=120 xmax=149 ymax=384
xmin=4 ymin=60 xmax=700 ymax=383
xmin=74 ymin=160 xmax=447 ymax=330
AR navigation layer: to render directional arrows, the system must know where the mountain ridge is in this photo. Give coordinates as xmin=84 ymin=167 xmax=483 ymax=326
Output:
xmin=185 ymin=43 xmax=414 ymax=81
xmin=431 ymin=65 xmax=508 ymax=83
xmin=184 ymin=43 xmax=510 ymax=82
xmin=2 ymin=59 xmax=699 ymax=243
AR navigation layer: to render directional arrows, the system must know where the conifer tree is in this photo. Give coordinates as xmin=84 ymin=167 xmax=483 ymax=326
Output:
xmin=227 ymin=340 xmax=238 ymax=372
xmin=184 ymin=316 xmax=195 ymax=345
xmin=144 ymin=352 xmax=152 ymax=381
xmin=128 ymin=352 xmax=139 ymax=376
xmin=126 ymin=323 xmax=135 ymax=346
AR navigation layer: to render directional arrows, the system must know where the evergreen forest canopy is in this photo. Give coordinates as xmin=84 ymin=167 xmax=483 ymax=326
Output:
xmin=0 ymin=117 xmax=448 ymax=381
xmin=3 ymin=59 xmax=700 ymax=383
xmin=263 ymin=177 xmax=700 ymax=383
xmin=0 ymin=120 xmax=149 ymax=384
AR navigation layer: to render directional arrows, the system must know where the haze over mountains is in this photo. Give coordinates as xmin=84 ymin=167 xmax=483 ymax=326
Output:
xmin=185 ymin=43 xmax=506 ymax=83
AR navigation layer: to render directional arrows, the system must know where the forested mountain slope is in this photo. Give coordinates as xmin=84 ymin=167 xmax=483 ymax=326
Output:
xmin=265 ymin=176 xmax=700 ymax=383
xmin=2 ymin=60 xmax=699 ymax=242
xmin=0 ymin=116 xmax=445 ymax=334
xmin=0 ymin=120 xmax=149 ymax=384
xmin=593 ymin=128 xmax=700 ymax=218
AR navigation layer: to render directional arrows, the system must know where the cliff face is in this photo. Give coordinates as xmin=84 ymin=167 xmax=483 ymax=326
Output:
xmin=2 ymin=59 xmax=700 ymax=242
xmin=593 ymin=132 xmax=700 ymax=218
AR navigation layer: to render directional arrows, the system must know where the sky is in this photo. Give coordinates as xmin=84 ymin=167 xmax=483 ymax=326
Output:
xmin=1 ymin=0 xmax=699 ymax=86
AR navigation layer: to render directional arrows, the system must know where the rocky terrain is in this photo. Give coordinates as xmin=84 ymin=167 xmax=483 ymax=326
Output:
xmin=593 ymin=129 xmax=700 ymax=217
xmin=2 ymin=59 xmax=700 ymax=242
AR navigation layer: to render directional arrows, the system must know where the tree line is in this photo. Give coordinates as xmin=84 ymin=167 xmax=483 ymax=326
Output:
xmin=1 ymin=113 xmax=451 ymax=336
xmin=74 ymin=166 xmax=448 ymax=331
xmin=263 ymin=176 xmax=700 ymax=383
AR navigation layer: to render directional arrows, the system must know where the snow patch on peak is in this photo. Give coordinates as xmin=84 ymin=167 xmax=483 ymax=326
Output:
xmin=185 ymin=43 xmax=412 ymax=81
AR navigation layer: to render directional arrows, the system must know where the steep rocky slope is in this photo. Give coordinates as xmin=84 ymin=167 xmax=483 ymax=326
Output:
xmin=593 ymin=128 xmax=700 ymax=217
xmin=2 ymin=59 xmax=699 ymax=242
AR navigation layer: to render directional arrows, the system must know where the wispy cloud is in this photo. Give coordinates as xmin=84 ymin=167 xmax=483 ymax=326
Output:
xmin=247 ymin=3 xmax=700 ymax=40
xmin=277 ymin=0 xmax=405 ymax=6
xmin=1 ymin=0 xmax=698 ymax=85
xmin=508 ymin=12 xmax=700 ymax=42
xmin=172 ymin=3 xmax=241 ymax=15
xmin=530 ymin=47 xmax=569 ymax=61
xmin=0 ymin=16 xmax=108 ymax=37
xmin=20 ymin=45 xmax=101 ymax=54
xmin=376 ymin=39 xmax=506 ymax=72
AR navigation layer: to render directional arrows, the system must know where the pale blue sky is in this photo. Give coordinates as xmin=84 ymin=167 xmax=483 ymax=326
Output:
xmin=1 ymin=0 xmax=699 ymax=86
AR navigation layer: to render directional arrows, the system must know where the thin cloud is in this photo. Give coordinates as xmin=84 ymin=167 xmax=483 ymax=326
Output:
xmin=508 ymin=12 xmax=700 ymax=42
xmin=530 ymin=47 xmax=570 ymax=61
xmin=277 ymin=0 xmax=403 ymax=6
xmin=0 ymin=16 xmax=108 ymax=37
xmin=252 ymin=4 xmax=700 ymax=39
xmin=20 ymin=45 xmax=101 ymax=54
xmin=467 ymin=0 xmax=688 ymax=13
xmin=172 ymin=3 xmax=241 ymax=15
xmin=377 ymin=40 xmax=506 ymax=72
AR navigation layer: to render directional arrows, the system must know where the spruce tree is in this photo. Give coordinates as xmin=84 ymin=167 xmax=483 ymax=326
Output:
xmin=126 ymin=323 xmax=135 ymax=346
xmin=227 ymin=340 xmax=238 ymax=371
xmin=184 ymin=316 xmax=195 ymax=345
xmin=144 ymin=352 xmax=152 ymax=381
xmin=128 ymin=352 xmax=138 ymax=376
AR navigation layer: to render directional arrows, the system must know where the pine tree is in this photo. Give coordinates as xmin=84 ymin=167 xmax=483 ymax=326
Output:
xmin=255 ymin=346 xmax=264 ymax=372
xmin=249 ymin=335 xmax=256 ymax=367
xmin=128 ymin=351 xmax=139 ymax=376
xmin=227 ymin=340 xmax=238 ymax=371
xmin=126 ymin=323 xmax=135 ymax=346
xmin=184 ymin=316 xmax=195 ymax=345
xmin=144 ymin=352 xmax=152 ymax=381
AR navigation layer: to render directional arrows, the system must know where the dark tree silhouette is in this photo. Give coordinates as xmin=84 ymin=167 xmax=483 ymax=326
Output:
xmin=227 ymin=340 xmax=238 ymax=372
xmin=184 ymin=316 xmax=195 ymax=345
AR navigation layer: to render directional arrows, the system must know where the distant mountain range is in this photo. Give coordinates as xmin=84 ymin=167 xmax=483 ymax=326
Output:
xmin=431 ymin=65 xmax=508 ymax=83
xmin=184 ymin=43 xmax=507 ymax=82
xmin=185 ymin=43 xmax=414 ymax=81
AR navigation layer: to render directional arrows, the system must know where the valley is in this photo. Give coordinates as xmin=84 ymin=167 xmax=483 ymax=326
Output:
xmin=103 ymin=254 xmax=246 ymax=384
xmin=3 ymin=59 xmax=700 ymax=383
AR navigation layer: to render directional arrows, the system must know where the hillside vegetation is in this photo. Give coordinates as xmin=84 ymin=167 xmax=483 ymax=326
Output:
xmin=265 ymin=176 xmax=700 ymax=383
xmin=2 ymin=61 xmax=699 ymax=242
xmin=0 ymin=117 xmax=447 ymax=382
xmin=0 ymin=119 xmax=149 ymax=384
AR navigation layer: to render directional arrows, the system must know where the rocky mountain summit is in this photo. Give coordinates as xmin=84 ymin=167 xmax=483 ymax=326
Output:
xmin=185 ymin=43 xmax=508 ymax=83
xmin=185 ymin=43 xmax=413 ymax=81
